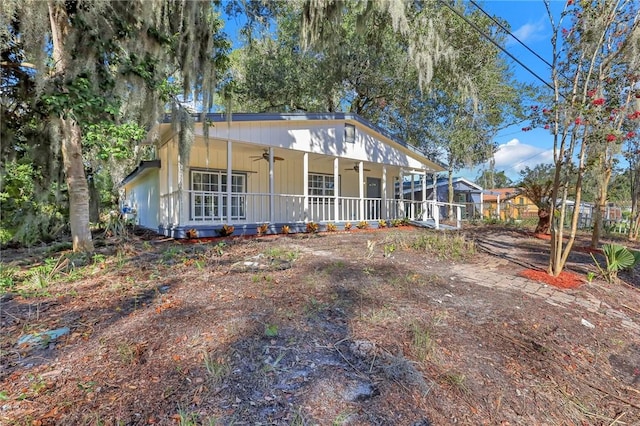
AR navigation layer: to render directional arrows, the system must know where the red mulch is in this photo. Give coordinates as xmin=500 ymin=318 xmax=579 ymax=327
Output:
xmin=533 ymin=233 xmax=551 ymax=240
xmin=572 ymin=246 xmax=602 ymax=255
xmin=520 ymin=268 xmax=584 ymax=289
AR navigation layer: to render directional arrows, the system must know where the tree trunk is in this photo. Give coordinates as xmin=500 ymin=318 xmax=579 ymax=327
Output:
xmin=535 ymin=208 xmax=550 ymax=234
xmin=591 ymin=202 xmax=603 ymax=247
xmin=629 ymin=167 xmax=640 ymax=241
xmin=49 ymin=0 xmax=94 ymax=252
xmin=60 ymin=117 xmax=94 ymax=252
xmin=88 ymin=171 xmax=100 ymax=224
xmin=591 ymin=168 xmax=611 ymax=248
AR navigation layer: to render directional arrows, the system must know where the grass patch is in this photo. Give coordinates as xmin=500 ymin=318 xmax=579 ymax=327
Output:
xmin=0 ymin=264 xmax=18 ymax=293
xmin=410 ymin=232 xmax=474 ymax=260
xmin=441 ymin=371 xmax=469 ymax=394
xmin=203 ymin=352 xmax=230 ymax=385
xmin=410 ymin=320 xmax=436 ymax=362
xmin=263 ymin=247 xmax=299 ymax=261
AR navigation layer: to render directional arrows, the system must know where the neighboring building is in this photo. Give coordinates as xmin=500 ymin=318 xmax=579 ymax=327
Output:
xmin=483 ymin=188 xmax=539 ymax=220
xmin=121 ymin=113 xmax=456 ymax=238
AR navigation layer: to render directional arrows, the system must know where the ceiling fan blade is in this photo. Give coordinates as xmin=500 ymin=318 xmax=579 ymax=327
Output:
xmin=363 ymin=168 xmax=371 ymax=171
xmin=274 ymin=156 xmax=285 ymax=161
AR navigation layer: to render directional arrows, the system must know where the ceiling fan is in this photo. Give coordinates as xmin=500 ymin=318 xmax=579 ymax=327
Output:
xmin=345 ymin=163 xmax=371 ymax=172
xmin=250 ymin=150 xmax=284 ymax=162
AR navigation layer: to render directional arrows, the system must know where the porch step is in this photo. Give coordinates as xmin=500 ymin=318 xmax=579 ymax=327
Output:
xmin=410 ymin=220 xmax=459 ymax=230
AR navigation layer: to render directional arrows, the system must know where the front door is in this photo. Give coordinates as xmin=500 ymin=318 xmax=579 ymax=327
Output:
xmin=366 ymin=177 xmax=382 ymax=220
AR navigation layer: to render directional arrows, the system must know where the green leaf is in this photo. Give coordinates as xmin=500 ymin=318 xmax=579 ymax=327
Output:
xmin=629 ymin=249 xmax=640 ymax=270
xmin=602 ymin=244 xmax=636 ymax=272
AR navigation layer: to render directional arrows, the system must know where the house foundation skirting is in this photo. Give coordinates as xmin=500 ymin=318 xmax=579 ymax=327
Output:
xmin=156 ymin=221 xmax=397 ymax=239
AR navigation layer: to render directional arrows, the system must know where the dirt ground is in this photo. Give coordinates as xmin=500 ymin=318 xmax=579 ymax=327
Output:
xmin=2 ymin=225 xmax=640 ymax=425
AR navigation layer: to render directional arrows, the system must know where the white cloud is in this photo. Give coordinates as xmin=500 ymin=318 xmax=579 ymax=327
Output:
xmin=493 ymin=139 xmax=553 ymax=175
xmin=510 ymin=19 xmax=547 ymax=45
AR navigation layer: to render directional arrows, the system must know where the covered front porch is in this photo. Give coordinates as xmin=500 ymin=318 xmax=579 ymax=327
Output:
xmin=157 ymin=141 xmax=461 ymax=238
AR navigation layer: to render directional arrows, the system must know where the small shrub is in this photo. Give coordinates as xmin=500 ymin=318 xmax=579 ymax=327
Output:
xmin=186 ymin=228 xmax=198 ymax=239
xmin=391 ymin=218 xmax=403 ymax=227
xmin=27 ymin=256 xmax=69 ymax=289
xmin=257 ymin=223 xmax=269 ymax=236
xmin=0 ymin=264 xmax=18 ymax=292
xmin=281 ymin=225 xmax=290 ymax=235
xmin=306 ymin=221 xmax=319 ymax=233
xmin=411 ymin=232 xmax=474 ymax=260
xmin=378 ymin=219 xmax=387 ymax=228
xmin=326 ymin=223 xmax=337 ymax=232
xmin=213 ymin=242 xmax=225 ymax=257
xmin=383 ymin=243 xmax=396 ymax=257
xmin=264 ymin=323 xmax=279 ymax=337
xmin=356 ymin=220 xmax=369 ymax=230
xmin=216 ymin=224 xmax=234 ymax=237
xmin=344 ymin=222 xmax=352 ymax=231
xmin=102 ymin=211 xmax=129 ymax=238
xmin=592 ymin=243 xmax=640 ymax=283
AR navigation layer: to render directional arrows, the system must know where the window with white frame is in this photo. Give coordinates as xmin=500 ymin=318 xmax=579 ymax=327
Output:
xmin=309 ymin=173 xmax=335 ymax=199
xmin=190 ymin=170 xmax=246 ymax=221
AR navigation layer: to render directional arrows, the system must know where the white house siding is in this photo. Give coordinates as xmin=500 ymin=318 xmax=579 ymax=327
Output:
xmin=123 ymin=169 xmax=160 ymax=230
xmin=192 ymin=119 xmax=426 ymax=170
xmin=150 ymin=115 xmax=442 ymax=230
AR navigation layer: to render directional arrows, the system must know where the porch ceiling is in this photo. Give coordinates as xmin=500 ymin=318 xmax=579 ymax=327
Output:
xmin=193 ymin=138 xmax=409 ymax=174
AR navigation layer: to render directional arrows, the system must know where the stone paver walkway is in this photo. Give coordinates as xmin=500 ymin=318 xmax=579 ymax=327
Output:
xmin=454 ymin=249 xmax=640 ymax=335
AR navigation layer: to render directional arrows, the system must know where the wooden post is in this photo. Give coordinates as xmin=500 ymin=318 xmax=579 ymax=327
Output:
xmin=226 ymin=139 xmax=232 ymax=223
xmin=359 ymin=161 xmax=364 ymax=221
xmin=269 ymin=147 xmax=274 ymax=222
xmin=382 ymin=166 xmax=387 ymax=219
xmin=334 ymin=158 xmax=340 ymax=221
xmin=303 ymin=152 xmax=309 ymax=222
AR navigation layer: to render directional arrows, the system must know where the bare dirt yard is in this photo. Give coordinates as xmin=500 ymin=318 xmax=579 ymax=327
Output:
xmin=2 ymin=225 xmax=640 ymax=425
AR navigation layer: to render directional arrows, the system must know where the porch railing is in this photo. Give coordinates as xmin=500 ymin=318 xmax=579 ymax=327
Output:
xmin=159 ymin=190 xmax=462 ymax=229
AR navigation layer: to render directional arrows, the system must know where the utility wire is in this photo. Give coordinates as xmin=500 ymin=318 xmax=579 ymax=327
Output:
xmin=468 ymin=0 xmax=554 ymax=70
xmin=437 ymin=0 xmax=562 ymax=97
xmin=469 ymin=0 xmax=573 ymax=84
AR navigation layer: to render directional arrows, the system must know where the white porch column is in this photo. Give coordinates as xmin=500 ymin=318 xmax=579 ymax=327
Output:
xmin=358 ymin=161 xmax=364 ymax=221
xmin=226 ymin=139 xmax=232 ymax=223
xmin=269 ymin=147 xmax=275 ymax=222
xmin=398 ymin=169 xmax=404 ymax=219
xmin=177 ymin=148 xmax=184 ymax=226
xmin=303 ymin=152 xmax=309 ymax=222
xmin=382 ymin=166 xmax=387 ymax=219
xmin=422 ymin=172 xmax=427 ymax=221
xmin=166 ymin=141 xmax=174 ymax=226
xmin=410 ymin=173 xmax=415 ymax=219
xmin=433 ymin=173 xmax=438 ymax=200
xmin=334 ymin=158 xmax=340 ymax=221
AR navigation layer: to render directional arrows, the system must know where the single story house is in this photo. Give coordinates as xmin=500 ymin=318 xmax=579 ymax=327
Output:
xmin=121 ymin=113 xmax=457 ymax=238
xmin=483 ymin=188 xmax=539 ymax=220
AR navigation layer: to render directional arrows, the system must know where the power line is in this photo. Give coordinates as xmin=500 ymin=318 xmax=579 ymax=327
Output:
xmin=437 ymin=0 xmax=562 ymax=97
xmin=469 ymin=0 xmax=573 ymax=85
xmin=468 ymin=0 xmax=554 ymax=70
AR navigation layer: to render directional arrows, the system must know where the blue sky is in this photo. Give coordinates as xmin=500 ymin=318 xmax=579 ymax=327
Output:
xmin=459 ymin=0 xmax=566 ymax=182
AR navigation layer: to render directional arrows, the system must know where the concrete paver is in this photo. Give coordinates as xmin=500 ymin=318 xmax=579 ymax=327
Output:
xmin=453 ymin=246 xmax=640 ymax=335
